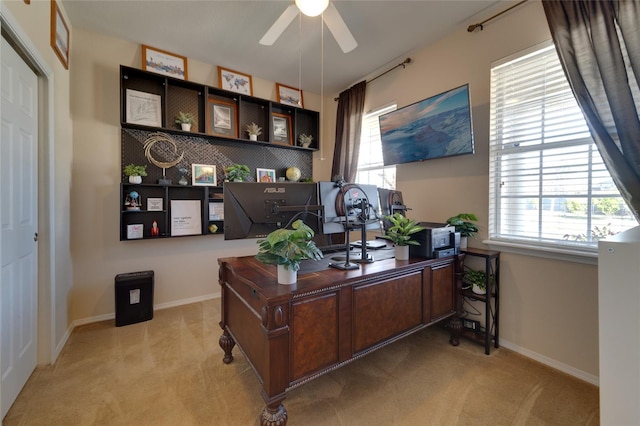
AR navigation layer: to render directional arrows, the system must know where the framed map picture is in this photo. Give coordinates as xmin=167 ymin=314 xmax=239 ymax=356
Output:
xmin=218 ymin=66 xmax=253 ymax=95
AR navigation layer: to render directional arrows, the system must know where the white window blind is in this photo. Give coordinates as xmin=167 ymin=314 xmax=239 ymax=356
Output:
xmin=489 ymin=42 xmax=637 ymax=251
xmin=356 ymin=104 xmax=396 ymax=189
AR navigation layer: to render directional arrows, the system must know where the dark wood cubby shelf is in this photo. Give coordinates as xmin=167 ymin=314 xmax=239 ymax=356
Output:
xmin=119 ymin=65 xmax=320 ymax=241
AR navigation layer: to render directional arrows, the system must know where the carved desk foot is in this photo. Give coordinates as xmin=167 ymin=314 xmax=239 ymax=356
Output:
xmin=218 ymin=328 xmax=236 ymax=364
xmin=260 ymin=402 xmax=287 ymax=426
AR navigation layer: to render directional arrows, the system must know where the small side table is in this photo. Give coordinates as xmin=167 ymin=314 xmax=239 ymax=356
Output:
xmin=461 ymin=248 xmax=500 ymax=355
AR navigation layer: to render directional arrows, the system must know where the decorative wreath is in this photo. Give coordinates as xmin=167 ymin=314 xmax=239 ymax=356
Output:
xmin=143 ymin=132 xmax=185 ymax=170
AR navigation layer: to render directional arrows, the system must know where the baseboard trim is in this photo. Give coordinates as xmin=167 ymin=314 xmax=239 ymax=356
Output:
xmin=59 ymin=294 xmax=599 ymax=388
xmin=499 ymin=338 xmax=599 ymax=386
xmin=65 ymin=292 xmax=221 ymax=339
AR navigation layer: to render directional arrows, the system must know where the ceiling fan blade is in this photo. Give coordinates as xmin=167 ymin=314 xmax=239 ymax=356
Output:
xmin=323 ymin=3 xmax=357 ymax=53
xmin=260 ymin=4 xmax=299 ymax=46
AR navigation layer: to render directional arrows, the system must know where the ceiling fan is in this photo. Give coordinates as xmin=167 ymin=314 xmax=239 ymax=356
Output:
xmin=260 ymin=0 xmax=358 ymax=53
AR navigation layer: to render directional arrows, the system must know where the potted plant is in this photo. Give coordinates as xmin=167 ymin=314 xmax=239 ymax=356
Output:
xmin=379 ymin=213 xmax=426 ymax=260
xmin=256 ymin=219 xmax=323 ymax=284
xmin=175 ymin=112 xmax=196 ymax=131
xmin=446 ymin=213 xmax=478 ymax=250
xmin=298 ymin=134 xmax=313 ymax=148
xmin=123 ymin=163 xmax=147 ymax=184
xmin=224 ymin=164 xmax=251 ymax=182
xmin=463 ymin=268 xmax=494 ymax=295
xmin=246 ymin=122 xmax=262 ymax=141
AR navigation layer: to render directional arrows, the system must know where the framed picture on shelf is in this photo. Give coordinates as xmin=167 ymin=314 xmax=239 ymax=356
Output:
xmin=147 ymin=198 xmax=163 ymax=211
xmin=207 ymin=98 xmax=238 ymax=138
xmin=192 ymin=164 xmax=217 ymax=186
xmin=256 ymin=168 xmax=276 ymax=183
xmin=50 ymin=0 xmax=69 ymax=69
xmin=272 ymin=113 xmax=292 ymax=145
xmin=126 ymin=89 xmax=162 ymax=127
xmin=142 ymin=44 xmax=188 ymax=80
xmin=218 ymin=66 xmax=253 ymax=96
xmin=276 ymin=83 xmax=304 ymax=108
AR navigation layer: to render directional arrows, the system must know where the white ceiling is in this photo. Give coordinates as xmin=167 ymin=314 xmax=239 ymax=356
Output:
xmin=62 ymin=0 xmax=507 ymax=95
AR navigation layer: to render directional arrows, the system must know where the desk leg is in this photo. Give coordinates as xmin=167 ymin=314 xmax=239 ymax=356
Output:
xmin=449 ymin=254 xmax=465 ymax=346
xmin=260 ymin=400 xmax=288 ymax=426
xmin=218 ymin=326 xmax=236 ymax=364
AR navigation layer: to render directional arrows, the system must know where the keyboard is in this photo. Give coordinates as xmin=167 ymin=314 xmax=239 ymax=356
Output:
xmin=319 ymin=244 xmax=350 ymax=254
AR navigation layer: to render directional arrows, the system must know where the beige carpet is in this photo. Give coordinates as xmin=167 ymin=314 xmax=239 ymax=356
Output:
xmin=4 ymin=299 xmax=598 ymax=425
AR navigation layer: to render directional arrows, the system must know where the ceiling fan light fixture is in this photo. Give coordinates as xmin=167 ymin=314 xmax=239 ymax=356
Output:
xmin=295 ymin=0 xmax=329 ymax=17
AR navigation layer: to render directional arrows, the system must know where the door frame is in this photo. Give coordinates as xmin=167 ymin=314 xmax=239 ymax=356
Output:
xmin=1 ymin=5 xmax=57 ymax=365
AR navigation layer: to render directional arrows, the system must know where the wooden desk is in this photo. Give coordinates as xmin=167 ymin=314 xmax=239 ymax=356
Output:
xmin=218 ymin=250 xmax=464 ymax=425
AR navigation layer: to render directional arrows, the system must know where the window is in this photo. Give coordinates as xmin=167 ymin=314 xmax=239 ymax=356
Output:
xmin=489 ymin=42 xmax=637 ymax=252
xmin=355 ymin=104 xmax=396 ymax=189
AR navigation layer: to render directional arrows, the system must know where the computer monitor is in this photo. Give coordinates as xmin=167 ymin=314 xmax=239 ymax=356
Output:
xmin=223 ymin=182 xmax=321 ymax=240
xmin=378 ymin=188 xmax=408 ymax=231
xmin=318 ymin=181 xmax=380 ymax=234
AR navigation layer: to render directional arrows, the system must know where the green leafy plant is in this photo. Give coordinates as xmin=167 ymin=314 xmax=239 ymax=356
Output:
xmin=175 ymin=111 xmax=196 ymax=125
xmin=298 ymin=134 xmax=313 ymax=147
xmin=245 ymin=122 xmax=262 ymax=136
xmin=446 ymin=213 xmax=478 ymax=238
xmin=123 ymin=164 xmax=147 ymax=177
xmin=463 ymin=269 xmax=494 ymax=292
xmin=255 ymin=219 xmax=323 ymax=272
xmin=379 ymin=213 xmax=426 ymax=246
xmin=224 ymin=164 xmax=251 ymax=182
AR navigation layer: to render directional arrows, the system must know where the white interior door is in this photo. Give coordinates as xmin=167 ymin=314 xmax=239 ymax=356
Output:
xmin=1 ymin=35 xmax=39 ymax=419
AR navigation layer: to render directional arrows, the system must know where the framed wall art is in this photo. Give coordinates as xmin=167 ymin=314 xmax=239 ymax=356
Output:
xmin=50 ymin=0 xmax=69 ymax=69
xmin=207 ymin=98 xmax=238 ymax=138
xmin=142 ymin=44 xmax=188 ymax=80
xmin=272 ymin=113 xmax=292 ymax=145
xmin=126 ymin=89 xmax=162 ymax=127
xmin=192 ymin=164 xmax=217 ymax=186
xmin=256 ymin=168 xmax=276 ymax=183
xmin=276 ymin=83 xmax=304 ymax=108
xmin=218 ymin=66 xmax=253 ymax=96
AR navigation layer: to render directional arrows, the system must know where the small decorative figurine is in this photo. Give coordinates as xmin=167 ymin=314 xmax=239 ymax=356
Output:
xmin=178 ymin=167 xmax=189 ymax=186
xmin=151 ymin=220 xmax=160 ymax=237
xmin=125 ymin=191 xmax=141 ymax=211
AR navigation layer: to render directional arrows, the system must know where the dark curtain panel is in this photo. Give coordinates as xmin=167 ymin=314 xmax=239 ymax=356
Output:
xmin=331 ymin=80 xmax=367 ymax=183
xmin=543 ymin=0 xmax=640 ymax=221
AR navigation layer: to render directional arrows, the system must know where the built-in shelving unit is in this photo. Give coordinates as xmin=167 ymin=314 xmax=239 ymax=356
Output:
xmin=119 ymin=65 xmax=320 ymax=241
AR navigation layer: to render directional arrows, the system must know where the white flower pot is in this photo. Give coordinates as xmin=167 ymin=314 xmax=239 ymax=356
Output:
xmin=472 ymin=282 xmax=486 ymax=295
xmin=181 ymin=123 xmax=192 ymax=131
xmin=128 ymin=175 xmax=142 ymax=184
xmin=249 ymin=134 xmax=258 ymax=141
xmin=395 ymin=245 xmax=409 ymax=260
xmin=460 ymin=236 xmax=468 ymax=251
xmin=277 ymin=264 xmax=297 ymax=285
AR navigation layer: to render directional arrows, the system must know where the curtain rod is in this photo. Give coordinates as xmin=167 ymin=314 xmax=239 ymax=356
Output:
xmin=334 ymin=57 xmax=412 ymax=101
xmin=467 ymin=0 xmax=528 ymax=32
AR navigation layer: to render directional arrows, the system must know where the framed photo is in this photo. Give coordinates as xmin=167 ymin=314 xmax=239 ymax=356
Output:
xmin=50 ymin=0 xmax=69 ymax=69
xmin=207 ymin=98 xmax=238 ymax=138
xmin=272 ymin=113 xmax=292 ymax=145
xmin=209 ymin=202 xmax=224 ymax=221
xmin=276 ymin=83 xmax=304 ymax=108
xmin=147 ymin=198 xmax=163 ymax=211
xmin=127 ymin=224 xmax=144 ymax=240
xmin=126 ymin=89 xmax=162 ymax=127
xmin=142 ymin=45 xmax=188 ymax=80
xmin=170 ymin=200 xmax=202 ymax=237
xmin=218 ymin=66 xmax=253 ymax=96
xmin=192 ymin=164 xmax=217 ymax=186
xmin=256 ymin=168 xmax=276 ymax=183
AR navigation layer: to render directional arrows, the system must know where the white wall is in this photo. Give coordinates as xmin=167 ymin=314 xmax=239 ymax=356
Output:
xmin=598 ymin=226 xmax=640 ymax=424
xmin=2 ymin=0 xmax=74 ymax=363
xmin=68 ymin=27 xmax=324 ymax=322
xmin=6 ymin=0 xmax=601 ymax=382
xmin=356 ymin=0 xmax=599 ymax=382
